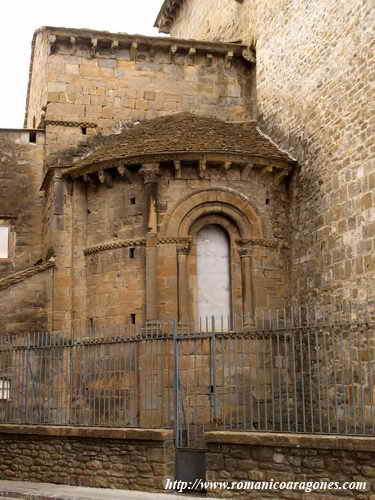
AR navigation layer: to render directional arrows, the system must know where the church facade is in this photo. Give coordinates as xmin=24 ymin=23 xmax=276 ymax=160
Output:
xmin=0 ymin=0 xmax=373 ymax=333
xmin=0 ymin=0 xmax=374 ymax=492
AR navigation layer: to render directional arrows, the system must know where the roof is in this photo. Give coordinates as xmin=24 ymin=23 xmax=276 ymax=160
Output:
xmin=68 ymin=113 xmax=295 ymax=171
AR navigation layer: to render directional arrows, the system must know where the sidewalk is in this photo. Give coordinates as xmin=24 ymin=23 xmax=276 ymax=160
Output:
xmin=0 ymin=480 xmax=211 ymax=500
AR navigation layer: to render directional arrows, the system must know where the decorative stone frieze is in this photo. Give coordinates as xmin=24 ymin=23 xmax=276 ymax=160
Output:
xmin=0 ymin=261 xmax=55 ymax=291
xmin=157 ymin=237 xmax=191 ymax=246
xmin=238 ymin=238 xmax=289 ymax=249
xmin=84 ymin=239 xmax=146 ymax=256
xmin=45 ymin=121 xmax=97 ymax=128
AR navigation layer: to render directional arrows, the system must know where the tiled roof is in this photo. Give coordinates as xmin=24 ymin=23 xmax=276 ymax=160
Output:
xmin=73 ymin=113 xmax=294 ymax=169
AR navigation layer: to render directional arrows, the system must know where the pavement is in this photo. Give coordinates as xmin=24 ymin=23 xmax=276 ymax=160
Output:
xmin=0 ymin=480 xmax=211 ymax=500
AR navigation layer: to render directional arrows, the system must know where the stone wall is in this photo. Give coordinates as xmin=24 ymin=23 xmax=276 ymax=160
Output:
xmin=25 ymin=29 xmax=49 ymax=129
xmin=70 ymin=163 xmax=290 ymax=330
xmin=163 ymin=0 xmax=375 ymax=305
xmin=205 ymin=431 xmax=375 ymax=498
xmin=27 ymin=27 xmax=256 ymax=157
xmin=0 ymin=425 xmax=174 ymax=492
xmin=256 ymin=0 xmax=374 ymax=305
xmin=0 ymin=130 xmax=45 ymax=277
xmin=0 ymin=264 xmax=53 ymax=334
xmin=165 ymin=0 xmax=256 ymax=46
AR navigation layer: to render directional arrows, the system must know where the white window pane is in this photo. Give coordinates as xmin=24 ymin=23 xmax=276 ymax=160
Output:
xmin=0 ymin=227 xmax=9 ymax=258
xmin=0 ymin=379 xmax=10 ymax=400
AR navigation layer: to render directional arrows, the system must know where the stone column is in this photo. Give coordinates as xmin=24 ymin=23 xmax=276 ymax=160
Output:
xmin=239 ymin=248 xmax=255 ymax=324
xmin=177 ymin=243 xmax=191 ymax=324
xmin=140 ymin=163 xmax=160 ymax=323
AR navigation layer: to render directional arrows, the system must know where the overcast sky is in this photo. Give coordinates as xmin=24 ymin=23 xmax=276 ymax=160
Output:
xmin=0 ymin=0 xmax=164 ymax=129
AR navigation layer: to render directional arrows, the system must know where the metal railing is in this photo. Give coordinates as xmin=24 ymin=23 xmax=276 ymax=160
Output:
xmin=0 ymin=301 xmax=374 ymax=448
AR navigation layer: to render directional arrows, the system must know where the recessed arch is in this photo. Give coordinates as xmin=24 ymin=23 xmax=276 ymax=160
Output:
xmin=196 ymin=224 xmax=231 ymax=322
xmin=162 ymin=188 xmax=263 ymax=239
xmin=163 ymin=188 xmax=263 ymax=238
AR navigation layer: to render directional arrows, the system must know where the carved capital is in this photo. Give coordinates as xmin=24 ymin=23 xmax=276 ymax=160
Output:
xmin=177 ymin=244 xmax=191 ymax=255
xmin=239 ymin=248 xmax=253 ymax=258
xmin=139 ymin=163 xmax=160 ymax=184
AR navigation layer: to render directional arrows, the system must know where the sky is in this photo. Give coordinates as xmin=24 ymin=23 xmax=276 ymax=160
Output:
xmin=0 ymin=0 xmax=164 ymax=129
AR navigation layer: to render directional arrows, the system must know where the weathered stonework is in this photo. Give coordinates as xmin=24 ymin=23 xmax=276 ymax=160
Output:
xmin=205 ymin=431 xmax=375 ymax=498
xmin=0 ymin=425 xmax=174 ymax=491
xmin=0 ymin=130 xmax=45 ymax=275
xmin=156 ymin=0 xmax=257 ymax=47
xmin=26 ymin=27 xmax=256 ymax=159
xmin=158 ymin=0 xmax=375 ymax=306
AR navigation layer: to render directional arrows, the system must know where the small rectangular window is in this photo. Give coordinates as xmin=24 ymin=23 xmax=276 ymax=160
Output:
xmin=81 ymin=127 xmax=87 ymax=135
xmin=130 ymin=313 xmax=136 ymax=325
xmin=130 ymin=197 xmax=136 ymax=205
xmin=29 ymin=131 xmax=37 ymax=143
xmin=0 ymin=226 xmax=9 ymax=259
xmin=0 ymin=378 xmax=10 ymax=400
xmin=129 ymin=247 xmax=135 ymax=259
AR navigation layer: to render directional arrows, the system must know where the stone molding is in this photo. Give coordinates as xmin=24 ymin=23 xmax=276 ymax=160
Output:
xmin=205 ymin=431 xmax=375 ymax=452
xmin=84 ymin=237 xmax=193 ymax=255
xmin=0 ymin=424 xmax=173 ymax=442
xmin=157 ymin=237 xmax=191 ymax=246
xmin=68 ymin=152 xmax=293 ymax=180
xmin=84 ymin=239 xmax=146 ymax=256
xmin=0 ymin=261 xmax=55 ymax=291
xmin=238 ymin=238 xmax=289 ymax=249
xmin=45 ymin=120 xmax=97 ymax=128
xmin=42 ymin=26 xmax=246 ymax=61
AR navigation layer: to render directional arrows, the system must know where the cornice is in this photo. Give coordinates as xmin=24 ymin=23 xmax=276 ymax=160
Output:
xmin=66 ymin=151 xmax=293 ymax=183
xmin=41 ymin=26 xmax=247 ymax=58
xmin=0 ymin=261 xmax=55 ymax=291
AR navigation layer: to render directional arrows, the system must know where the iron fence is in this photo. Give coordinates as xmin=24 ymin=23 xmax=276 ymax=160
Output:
xmin=0 ymin=302 xmax=374 ymax=449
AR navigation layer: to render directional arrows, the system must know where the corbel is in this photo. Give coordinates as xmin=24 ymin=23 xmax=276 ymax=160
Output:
xmin=111 ymin=40 xmax=119 ymax=55
xmin=242 ymin=47 xmax=255 ymax=63
xmin=117 ymin=163 xmax=133 ymax=183
xmin=240 ymin=163 xmax=254 ymax=180
xmin=170 ymin=44 xmax=178 ymax=63
xmin=98 ymin=170 xmax=113 ymax=188
xmin=225 ymin=50 xmax=234 ymax=68
xmin=174 ymin=160 xmax=182 ymax=179
xmin=261 ymin=165 xmax=274 ymax=176
xmin=198 ymin=158 xmax=207 ymax=179
xmin=206 ymin=53 xmax=213 ymax=66
xmin=90 ymin=38 xmax=98 ymax=57
xmin=69 ymin=37 xmax=77 ymax=55
xmin=130 ymin=41 xmax=138 ymax=62
xmin=274 ymin=169 xmax=289 ymax=185
xmin=224 ymin=161 xmax=232 ymax=171
xmin=186 ymin=47 xmax=196 ymax=65
xmin=48 ymin=35 xmax=57 ymax=55
xmin=148 ymin=46 xmax=156 ymax=62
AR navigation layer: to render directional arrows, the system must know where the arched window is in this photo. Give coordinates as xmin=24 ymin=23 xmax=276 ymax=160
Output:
xmin=196 ymin=225 xmax=231 ymax=325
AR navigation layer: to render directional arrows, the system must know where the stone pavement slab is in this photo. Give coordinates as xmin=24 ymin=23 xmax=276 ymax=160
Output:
xmin=0 ymin=480 xmax=212 ymax=500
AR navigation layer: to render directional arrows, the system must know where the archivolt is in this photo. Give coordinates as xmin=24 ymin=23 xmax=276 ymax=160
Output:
xmin=162 ymin=188 xmax=263 ymax=239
